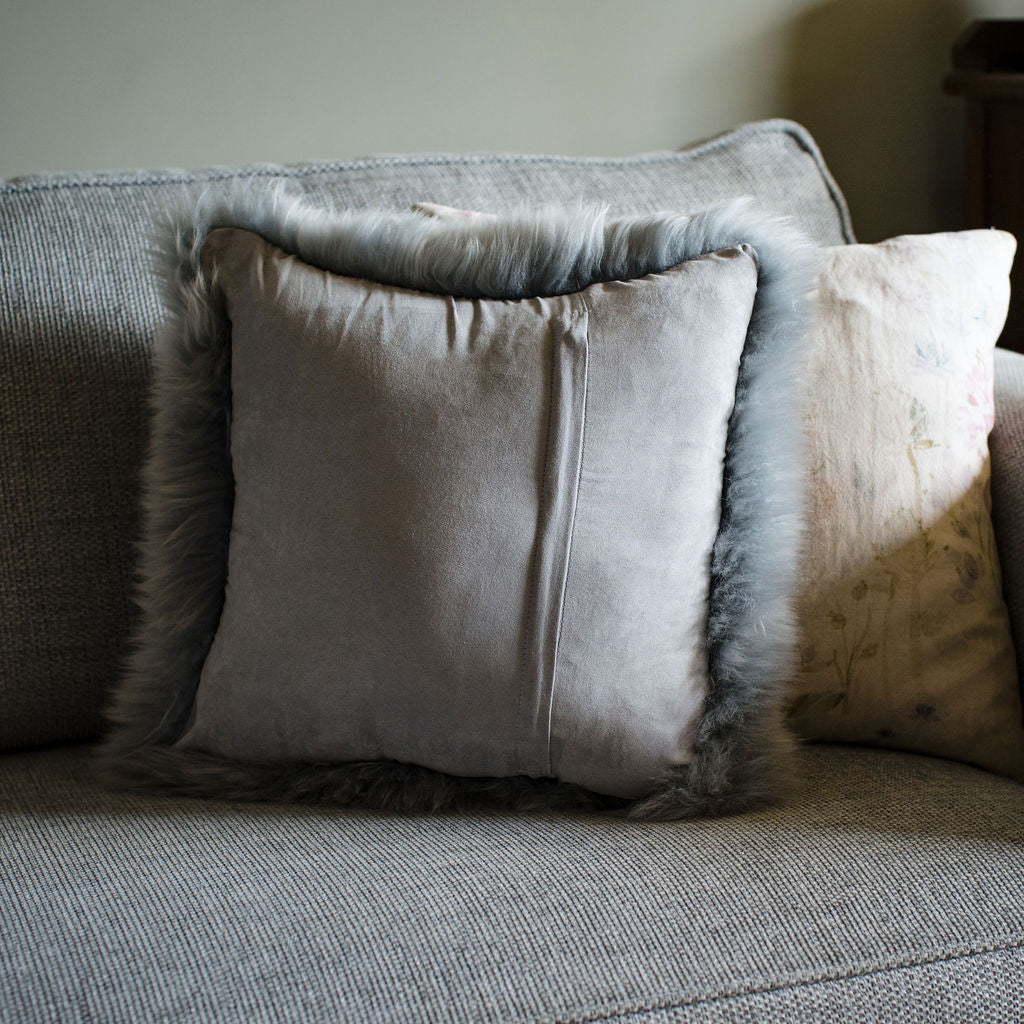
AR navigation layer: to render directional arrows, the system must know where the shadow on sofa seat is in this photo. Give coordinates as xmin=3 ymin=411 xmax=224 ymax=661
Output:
xmin=3 ymin=743 xmax=1022 ymax=1023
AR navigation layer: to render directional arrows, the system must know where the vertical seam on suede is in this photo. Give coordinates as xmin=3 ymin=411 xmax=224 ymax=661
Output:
xmin=514 ymin=302 xmax=590 ymax=780
xmin=544 ymin=303 xmax=590 ymax=778
xmin=514 ymin=311 xmax=562 ymax=778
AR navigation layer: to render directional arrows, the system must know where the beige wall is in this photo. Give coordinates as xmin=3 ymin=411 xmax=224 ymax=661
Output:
xmin=1 ymin=0 xmax=1019 ymax=240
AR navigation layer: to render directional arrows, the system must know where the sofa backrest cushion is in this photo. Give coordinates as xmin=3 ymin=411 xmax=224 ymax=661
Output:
xmin=0 ymin=118 xmax=852 ymax=752
xmin=992 ymin=346 xmax=1024 ymax=697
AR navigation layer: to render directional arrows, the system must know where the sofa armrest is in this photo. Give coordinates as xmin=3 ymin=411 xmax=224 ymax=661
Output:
xmin=992 ymin=347 xmax=1024 ymax=688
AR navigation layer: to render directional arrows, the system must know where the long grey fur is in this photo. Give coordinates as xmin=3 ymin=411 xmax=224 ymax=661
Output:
xmin=97 ymin=183 xmax=817 ymax=820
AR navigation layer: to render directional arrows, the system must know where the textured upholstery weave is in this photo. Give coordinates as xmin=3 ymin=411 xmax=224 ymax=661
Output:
xmin=992 ymin=347 xmax=1024 ymax=697
xmin=2 ymin=744 xmax=1022 ymax=1023
xmin=0 ymin=119 xmax=853 ymax=752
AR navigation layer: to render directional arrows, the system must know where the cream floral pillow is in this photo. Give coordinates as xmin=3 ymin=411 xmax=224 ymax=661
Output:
xmin=790 ymin=230 xmax=1024 ymax=780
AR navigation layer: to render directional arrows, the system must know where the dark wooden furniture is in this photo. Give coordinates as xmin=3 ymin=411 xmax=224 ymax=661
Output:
xmin=945 ymin=21 xmax=1024 ymax=353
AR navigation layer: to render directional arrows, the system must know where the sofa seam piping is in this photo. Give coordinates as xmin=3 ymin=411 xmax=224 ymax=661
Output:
xmin=543 ymin=934 xmax=1024 ymax=1024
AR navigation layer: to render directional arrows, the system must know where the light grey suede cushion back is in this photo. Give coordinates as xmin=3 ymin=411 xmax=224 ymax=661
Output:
xmin=99 ymin=193 xmax=815 ymax=818
xmin=0 ymin=120 xmax=851 ymax=752
xmin=182 ymin=231 xmax=756 ymax=799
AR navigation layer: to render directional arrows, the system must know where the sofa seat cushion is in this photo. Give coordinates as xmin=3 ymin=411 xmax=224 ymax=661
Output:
xmin=2 ymin=746 xmax=1022 ymax=1023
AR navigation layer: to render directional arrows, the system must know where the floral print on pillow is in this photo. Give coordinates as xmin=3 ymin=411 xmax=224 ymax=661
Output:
xmin=789 ymin=230 xmax=1024 ymax=781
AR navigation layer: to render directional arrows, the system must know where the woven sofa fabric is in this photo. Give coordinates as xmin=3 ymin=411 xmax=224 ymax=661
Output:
xmin=992 ymin=346 xmax=1024 ymax=696
xmin=2 ymin=745 xmax=1022 ymax=1024
xmin=0 ymin=118 xmax=853 ymax=753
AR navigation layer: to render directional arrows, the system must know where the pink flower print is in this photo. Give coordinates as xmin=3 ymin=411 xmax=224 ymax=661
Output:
xmin=961 ymin=352 xmax=994 ymax=463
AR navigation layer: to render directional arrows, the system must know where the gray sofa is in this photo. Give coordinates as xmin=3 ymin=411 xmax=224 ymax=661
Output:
xmin=2 ymin=120 xmax=1023 ymax=1023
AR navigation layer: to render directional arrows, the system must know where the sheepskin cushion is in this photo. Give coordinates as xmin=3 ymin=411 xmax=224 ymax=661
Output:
xmin=98 ymin=192 xmax=815 ymax=819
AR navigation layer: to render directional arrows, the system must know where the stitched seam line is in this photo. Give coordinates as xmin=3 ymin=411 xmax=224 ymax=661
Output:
xmin=541 ymin=934 xmax=1024 ymax=1024
xmin=0 ymin=151 xmax=712 ymax=194
xmin=546 ymin=307 xmax=589 ymax=776
xmin=515 ymin=315 xmax=562 ymax=778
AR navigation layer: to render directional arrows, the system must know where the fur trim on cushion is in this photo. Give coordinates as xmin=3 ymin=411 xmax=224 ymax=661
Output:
xmin=98 ymin=186 xmax=816 ymax=819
